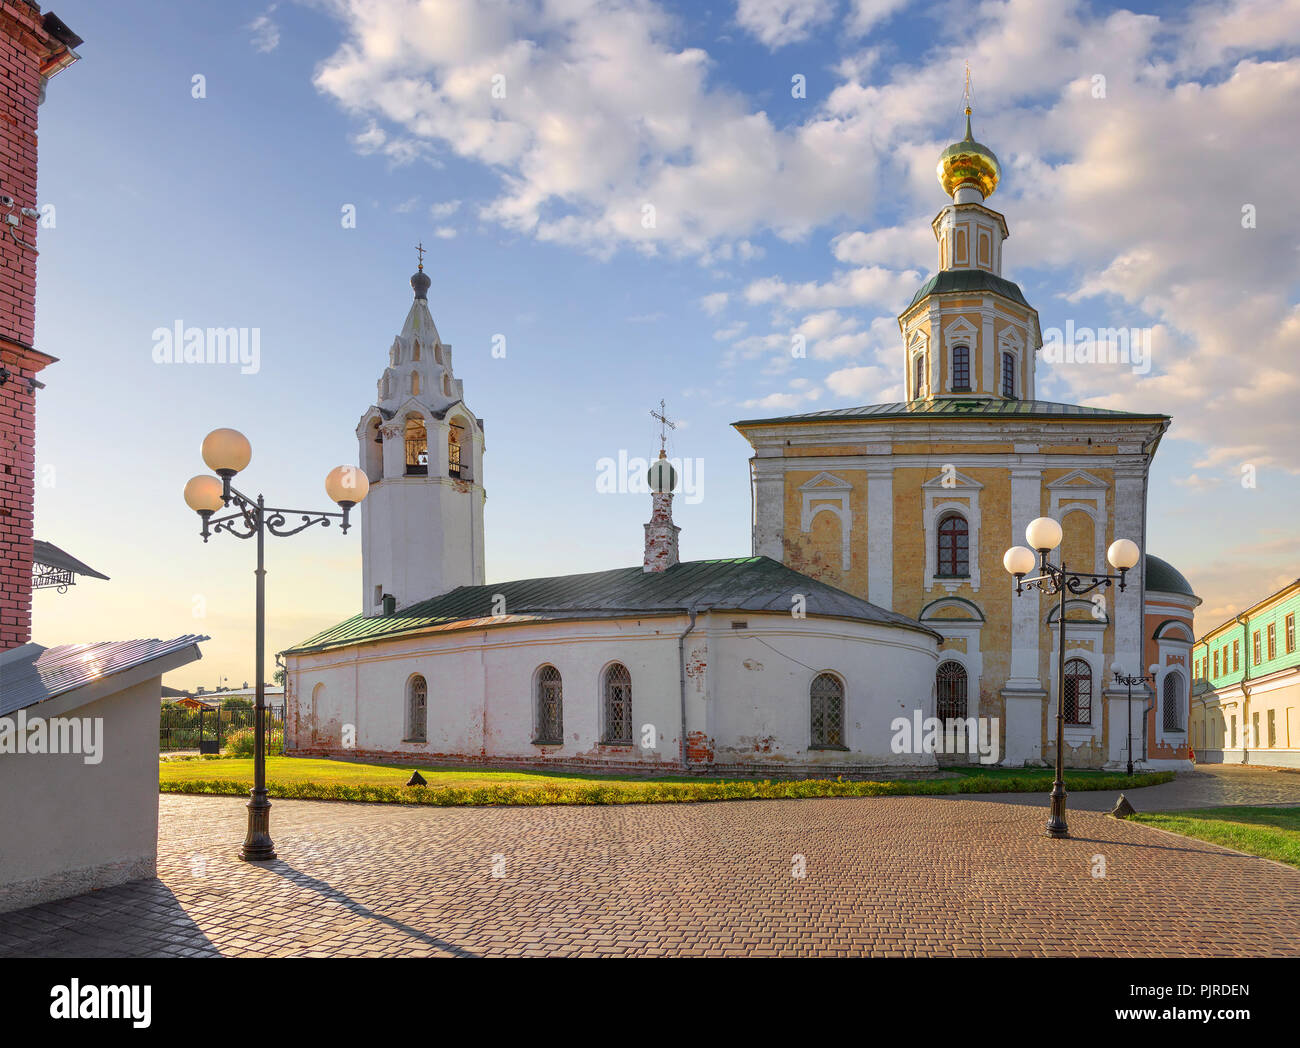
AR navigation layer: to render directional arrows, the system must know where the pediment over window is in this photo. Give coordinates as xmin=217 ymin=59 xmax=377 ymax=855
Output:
xmin=799 ymin=471 xmax=852 ymax=492
xmin=922 ymin=469 xmax=984 ymax=492
xmin=1047 ymin=469 xmax=1107 ymax=491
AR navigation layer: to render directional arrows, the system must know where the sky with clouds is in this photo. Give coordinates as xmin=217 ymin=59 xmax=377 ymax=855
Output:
xmin=29 ymin=0 xmax=1300 ymax=687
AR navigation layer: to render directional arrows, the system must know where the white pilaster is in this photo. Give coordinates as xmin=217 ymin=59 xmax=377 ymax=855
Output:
xmin=866 ymin=467 xmax=894 ymax=610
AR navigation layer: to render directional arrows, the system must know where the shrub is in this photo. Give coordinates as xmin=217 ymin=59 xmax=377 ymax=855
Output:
xmin=221 ymin=727 xmax=284 ymax=758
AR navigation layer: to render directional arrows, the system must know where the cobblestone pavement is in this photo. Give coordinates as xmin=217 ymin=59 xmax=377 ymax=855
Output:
xmin=1 ymin=786 xmax=1298 ymax=957
xmin=958 ymin=763 xmax=1300 ymax=811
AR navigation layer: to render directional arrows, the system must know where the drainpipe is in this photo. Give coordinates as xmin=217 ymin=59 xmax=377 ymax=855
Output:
xmin=678 ymin=609 xmax=698 ymax=771
xmin=1237 ymin=612 xmax=1250 ymax=763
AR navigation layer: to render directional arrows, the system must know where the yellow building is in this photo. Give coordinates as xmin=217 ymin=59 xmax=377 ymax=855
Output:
xmin=734 ymin=106 xmax=1195 ymax=769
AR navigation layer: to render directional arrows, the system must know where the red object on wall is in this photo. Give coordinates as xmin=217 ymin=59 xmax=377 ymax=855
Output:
xmin=0 ymin=1 xmax=80 ymax=650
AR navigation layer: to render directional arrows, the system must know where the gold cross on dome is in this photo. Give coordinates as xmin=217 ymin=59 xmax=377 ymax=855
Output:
xmin=650 ymin=398 xmax=676 ymax=454
xmin=963 ymin=61 xmax=973 ymax=116
xmin=415 ymin=240 xmax=426 ymax=271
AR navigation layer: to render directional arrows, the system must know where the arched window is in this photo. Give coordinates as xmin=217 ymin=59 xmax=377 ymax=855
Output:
xmin=412 ymin=339 xmax=421 ymax=362
xmin=534 ymin=665 xmax=563 ymax=744
xmin=310 ymin=682 xmax=324 ymax=744
xmin=1002 ymin=351 xmax=1016 ymax=398
xmin=810 ymin=672 xmax=845 ymax=748
xmin=406 ymin=675 xmax=427 ymax=742
xmin=936 ymin=513 xmax=969 ymax=577
xmin=411 ymin=372 xmax=421 ymax=396
xmin=404 ymin=415 xmax=428 ymax=476
xmin=1162 ymin=672 xmax=1185 ymax=732
xmin=602 ymin=663 xmax=633 ymax=744
xmin=448 ymin=418 xmax=465 ymax=479
xmin=952 ymin=344 xmax=971 ymax=391
xmin=936 ymin=661 xmax=968 ymax=721
xmin=1063 ymin=659 xmax=1092 ymax=726
xmin=914 ymin=354 xmax=925 ymax=398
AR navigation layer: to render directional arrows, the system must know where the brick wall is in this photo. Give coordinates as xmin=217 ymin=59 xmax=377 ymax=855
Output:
xmin=0 ymin=1 xmax=69 ymax=649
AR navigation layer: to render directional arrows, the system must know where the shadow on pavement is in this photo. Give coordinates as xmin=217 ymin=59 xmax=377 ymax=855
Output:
xmin=0 ymin=878 xmax=220 ymax=958
xmin=264 ymin=861 xmax=479 ymax=958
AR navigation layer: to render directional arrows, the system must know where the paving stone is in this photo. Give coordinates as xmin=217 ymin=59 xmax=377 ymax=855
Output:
xmin=0 ymin=769 xmax=1296 ymax=957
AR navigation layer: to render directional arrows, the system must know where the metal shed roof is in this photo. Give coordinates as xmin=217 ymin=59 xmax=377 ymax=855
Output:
xmin=0 ymin=635 xmax=208 ymax=717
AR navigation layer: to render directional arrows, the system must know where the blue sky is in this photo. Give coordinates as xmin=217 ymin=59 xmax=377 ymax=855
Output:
xmin=30 ymin=0 xmax=1300 ymax=687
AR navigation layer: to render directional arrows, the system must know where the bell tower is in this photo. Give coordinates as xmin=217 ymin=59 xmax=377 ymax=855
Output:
xmin=357 ymin=250 xmax=486 ymax=616
xmin=898 ymin=70 xmax=1041 ymax=404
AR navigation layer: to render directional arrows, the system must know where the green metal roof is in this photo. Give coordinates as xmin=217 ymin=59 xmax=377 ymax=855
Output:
xmin=903 ymin=269 xmax=1032 ymax=311
xmin=283 ymin=557 xmax=940 ymax=655
xmin=734 ymin=398 xmax=1170 ymax=428
xmin=1145 ymin=554 xmax=1196 ymax=597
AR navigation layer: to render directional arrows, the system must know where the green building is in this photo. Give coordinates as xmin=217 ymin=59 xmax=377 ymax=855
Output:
xmin=1191 ymin=577 xmax=1300 ymax=767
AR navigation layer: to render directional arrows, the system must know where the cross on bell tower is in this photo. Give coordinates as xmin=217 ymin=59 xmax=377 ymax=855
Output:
xmin=643 ymin=399 xmax=681 ymax=573
xmin=650 ymin=398 xmax=676 ymax=456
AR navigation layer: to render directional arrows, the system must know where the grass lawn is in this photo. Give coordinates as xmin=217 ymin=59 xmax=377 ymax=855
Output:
xmin=159 ymin=755 xmax=1174 ymax=806
xmin=1131 ymin=806 xmax=1300 ymax=869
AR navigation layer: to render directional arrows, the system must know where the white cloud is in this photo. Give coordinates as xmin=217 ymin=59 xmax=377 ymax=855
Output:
xmin=825 ymin=364 xmax=897 ymax=401
xmin=430 ymin=199 xmax=462 ymax=218
xmin=846 ymin=0 xmax=909 ymax=38
xmin=735 ymin=0 xmax=835 ymax=49
xmin=739 ymin=388 xmax=823 ymax=411
xmin=248 ymin=8 xmax=280 ymax=54
xmin=700 ymin=291 xmax=730 ymax=315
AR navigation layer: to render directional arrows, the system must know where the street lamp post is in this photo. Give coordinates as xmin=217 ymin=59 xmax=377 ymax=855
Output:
xmin=1111 ymin=663 xmax=1159 ymax=776
xmin=1003 ymin=518 xmax=1140 ymax=839
xmin=183 ymin=428 xmax=369 ymax=862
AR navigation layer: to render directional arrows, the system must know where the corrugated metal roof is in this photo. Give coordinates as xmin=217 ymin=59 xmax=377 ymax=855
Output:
xmin=0 ymin=635 xmax=208 ymax=717
xmin=734 ymin=398 xmax=1170 ymax=428
xmin=283 ymin=557 xmax=939 ymax=655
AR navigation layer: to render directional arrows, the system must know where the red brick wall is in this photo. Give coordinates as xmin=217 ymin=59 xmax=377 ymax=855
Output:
xmin=0 ymin=0 xmax=61 ymax=650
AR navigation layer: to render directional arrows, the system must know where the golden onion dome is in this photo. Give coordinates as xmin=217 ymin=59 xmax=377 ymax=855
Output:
xmin=937 ymin=109 xmax=1000 ymax=200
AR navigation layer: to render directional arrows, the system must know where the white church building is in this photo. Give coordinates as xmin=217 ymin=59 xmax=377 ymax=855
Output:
xmin=281 ymin=261 xmax=945 ymax=774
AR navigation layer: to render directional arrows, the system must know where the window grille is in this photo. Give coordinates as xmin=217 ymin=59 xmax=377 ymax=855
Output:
xmin=937 ymin=513 xmax=969 ymax=576
xmin=936 ymin=661 xmax=968 ymax=721
xmin=810 ymin=673 xmax=845 ymax=748
xmin=1002 ymin=351 xmax=1016 ymax=398
xmin=534 ymin=665 xmax=563 ymax=744
xmin=1162 ymin=672 xmax=1183 ymax=732
xmin=602 ymin=663 xmax=633 ymax=744
xmin=952 ymin=344 xmax=971 ymax=391
xmin=1063 ymin=659 xmax=1091 ymax=725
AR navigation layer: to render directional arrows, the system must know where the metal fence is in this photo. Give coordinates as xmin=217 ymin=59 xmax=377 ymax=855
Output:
xmin=159 ymin=702 xmax=286 ymax=753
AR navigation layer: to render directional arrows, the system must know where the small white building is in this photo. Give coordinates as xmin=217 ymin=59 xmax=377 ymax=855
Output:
xmin=0 ymin=636 xmax=205 ymax=913
xmin=282 ymin=267 xmax=943 ymax=774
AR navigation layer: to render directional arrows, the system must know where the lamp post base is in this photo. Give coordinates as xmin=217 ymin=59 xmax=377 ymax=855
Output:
xmin=1046 ymin=783 xmax=1069 ymax=839
xmin=1044 ymin=817 xmax=1070 ymax=839
xmin=240 ymin=788 xmax=277 ymax=862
